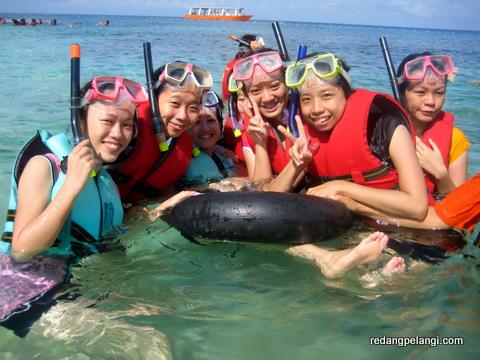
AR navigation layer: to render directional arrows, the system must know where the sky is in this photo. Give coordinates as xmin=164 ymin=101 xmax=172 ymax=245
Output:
xmin=1 ymin=0 xmax=479 ymax=31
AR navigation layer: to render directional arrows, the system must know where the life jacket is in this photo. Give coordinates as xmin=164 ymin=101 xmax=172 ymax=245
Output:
xmin=1 ymin=130 xmax=123 ymax=258
xmin=419 ymin=111 xmax=454 ymax=204
xmin=180 ymin=148 xmax=237 ymax=186
xmin=108 ymin=103 xmax=193 ymax=202
xmin=305 ymin=89 xmax=414 ymax=189
xmin=223 ymin=112 xmax=290 ymax=175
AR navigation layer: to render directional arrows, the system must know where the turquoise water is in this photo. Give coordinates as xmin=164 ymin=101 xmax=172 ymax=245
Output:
xmin=0 ymin=14 xmax=479 ymax=359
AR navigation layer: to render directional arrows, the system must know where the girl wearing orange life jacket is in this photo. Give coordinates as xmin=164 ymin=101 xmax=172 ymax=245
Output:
xmin=396 ymin=52 xmax=469 ymax=204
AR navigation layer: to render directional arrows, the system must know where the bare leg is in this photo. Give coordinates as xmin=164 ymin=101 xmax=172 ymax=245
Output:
xmin=287 ymin=232 xmax=389 ymax=279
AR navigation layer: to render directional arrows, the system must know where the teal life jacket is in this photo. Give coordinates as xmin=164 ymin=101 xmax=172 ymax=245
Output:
xmin=1 ymin=130 xmax=124 ymax=257
xmin=180 ymin=148 xmax=235 ymax=186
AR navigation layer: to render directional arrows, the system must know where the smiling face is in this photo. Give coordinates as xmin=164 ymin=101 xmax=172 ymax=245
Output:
xmin=402 ymin=74 xmax=446 ymax=132
xmin=298 ymin=74 xmax=347 ymax=132
xmin=86 ymin=101 xmax=134 ymax=163
xmin=244 ymin=67 xmax=288 ymax=122
xmin=188 ymin=106 xmax=221 ymax=153
xmin=157 ymin=83 xmax=202 ymax=138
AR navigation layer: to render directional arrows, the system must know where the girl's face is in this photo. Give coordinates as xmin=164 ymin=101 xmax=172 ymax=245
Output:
xmin=244 ymin=67 xmax=288 ymax=121
xmin=188 ymin=106 xmax=221 ymax=151
xmin=158 ymin=83 xmax=202 ymax=138
xmin=299 ymin=75 xmax=347 ymax=132
xmin=402 ymin=75 xmax=446 ymax=127
xmin=236 ymin=90 xmax=251 ymax=113
xmin=86 ymin=101 xmax=134 ymax=163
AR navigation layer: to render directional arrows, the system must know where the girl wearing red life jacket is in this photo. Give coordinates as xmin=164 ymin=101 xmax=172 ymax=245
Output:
xmin=271 ymin=52 xmax=428 ymax=222
xmin=109 ymin=62 xmax=213 ymax=210
xmin=224 ymin=49 xmax=291 ymax=181
xmin=396 ymin=52 xmax=469 ymax=203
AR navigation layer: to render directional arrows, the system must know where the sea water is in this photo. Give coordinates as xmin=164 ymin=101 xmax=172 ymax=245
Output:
xmin=0 ymin=14 xmax=479 ymax=359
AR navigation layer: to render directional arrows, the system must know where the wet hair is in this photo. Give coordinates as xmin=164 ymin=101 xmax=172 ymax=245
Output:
xmin=396 ymin=51 xmax=447 ymax=100
xmin=299 ymin=52 xmax=353 ymax=98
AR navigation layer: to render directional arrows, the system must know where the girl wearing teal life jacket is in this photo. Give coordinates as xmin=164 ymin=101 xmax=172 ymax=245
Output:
xmin=180 ymin=90 xmax=247 ymax=187
xmin=2 ymin=76 xmax=144 ymax=262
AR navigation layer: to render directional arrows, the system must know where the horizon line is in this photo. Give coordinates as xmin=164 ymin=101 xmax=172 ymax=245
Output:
xmin=1 ymin=11 xmax=479 ymax=33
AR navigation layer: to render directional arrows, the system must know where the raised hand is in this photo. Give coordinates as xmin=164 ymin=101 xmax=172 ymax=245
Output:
xmin=240 ymin=96 xmax=270 ymax=147
xmin=277 ymin=115 xmax=316 ymax=169
xmin=64 ymin=139 xmax=96 ymax=194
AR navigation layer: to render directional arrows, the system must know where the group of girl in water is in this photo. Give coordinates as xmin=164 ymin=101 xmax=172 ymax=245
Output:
xmin=1 ymin=31 xmax=479 ymax=324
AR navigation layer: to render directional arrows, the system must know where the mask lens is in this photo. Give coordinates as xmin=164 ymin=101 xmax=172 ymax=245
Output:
xmin=234 ymin=58 xmax=254 ymax=80
xmin=124 ymin=79 xmax=148 ymax=103
xmin=258 ymin=53 xmax=281 ymax=72
xmin=192 ymin=65 xmax=213 ymax=87
xmin=430 ymin=56 xmax=453 ymax=75
xmin=166 ymin=63 xmax=188 ymax=82
xmin=202 ymin=91 xmax=219 ymax=107
xmin=313 ymin=57 xmax=336 ymax=76
xmin=405 ymin=58 xmax=426 ymax=79
xmin=228 ymin=74 xmax=242 ymax=92
xmin=286 ymin=63 xmax=307 ymax=87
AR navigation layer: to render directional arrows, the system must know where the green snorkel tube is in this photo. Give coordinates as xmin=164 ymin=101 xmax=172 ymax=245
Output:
xmin=143 ymin=42 xmax=168 ymax=152
xmin=70 ymin=43 xmax=84 ymax=145
xmin=288 ymin=45 xmax=308 ymax=138
xmin=379 ymin=36 xmax=400 ymax=101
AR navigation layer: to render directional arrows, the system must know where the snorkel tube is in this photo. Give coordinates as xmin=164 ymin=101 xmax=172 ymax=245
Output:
xmin=288 ymin=45 xmax=308 ymax=138
xmin=271 ymin=21 xmax=290 ymax=61
xmin=143 ymin=42 xmax=168 ymax=152
xmin=229 ymin=35 xmax=251 ymax=48
xmin=70 ymin=43 xmax=84 ymax=144
xmin=379 ymin=36 xmax=400 ymax=101
xmin=227 ymin=94 xmax=243 ymax=137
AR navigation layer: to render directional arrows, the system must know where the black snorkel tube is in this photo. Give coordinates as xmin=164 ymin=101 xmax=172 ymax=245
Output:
xmin=288 ymin=45 xmax=308 ymax=138
xmin=143 ymin=42 xmax=168 ymax=152
xmin=70 ymin=43 xmax=84 ymax=145
xmin=379 ymin=36 xmax=400 ymax=101
xmin=271 ymin=21 xmax=290 ymax=62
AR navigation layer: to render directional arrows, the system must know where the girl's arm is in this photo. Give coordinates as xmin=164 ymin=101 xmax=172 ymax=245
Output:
xmin=307 ymin=125 xmax=428 ymax=221
xmin=12 ymin=140 xmax=94 ymax=261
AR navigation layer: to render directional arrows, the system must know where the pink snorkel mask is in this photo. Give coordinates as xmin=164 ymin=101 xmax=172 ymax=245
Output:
xmin=400 ymin=55 xmax=456 ymax=83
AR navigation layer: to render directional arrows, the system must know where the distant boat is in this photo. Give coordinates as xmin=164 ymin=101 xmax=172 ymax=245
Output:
xmin=184 ymin=7 xmax=252 ymax=21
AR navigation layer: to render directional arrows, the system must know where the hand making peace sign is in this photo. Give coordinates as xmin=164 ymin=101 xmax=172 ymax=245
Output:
xmin=239 ymin=96 xmax=270 ymax=148
xmin=277 ymin=115 xmax=317 ymax=169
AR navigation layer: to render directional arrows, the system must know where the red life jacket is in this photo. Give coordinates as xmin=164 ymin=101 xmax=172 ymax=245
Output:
xmin=305 ymin=89 xmax=414 ymax=189
xmin=109 ymin=103 xmax=193 ymax=202
xmin=419 ymin=111 xmax=454 ymax=204
xmin=223 ymin=113 xmax=290 ymax=175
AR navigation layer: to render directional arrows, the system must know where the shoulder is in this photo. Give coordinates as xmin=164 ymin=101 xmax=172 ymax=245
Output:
xmin=18 ymin=155 xmax=54 ymax=189
xmin=449 ymin=127 xmax=470 ymax=163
